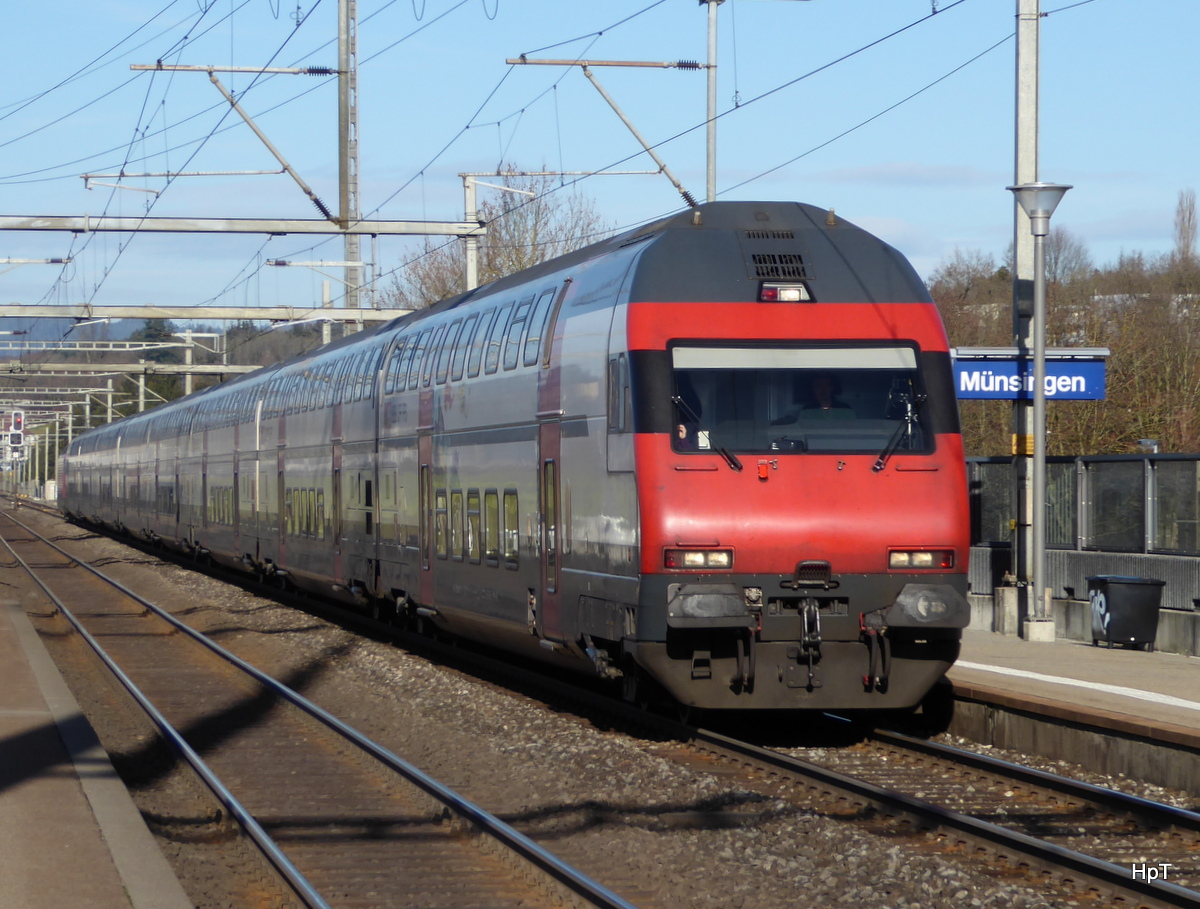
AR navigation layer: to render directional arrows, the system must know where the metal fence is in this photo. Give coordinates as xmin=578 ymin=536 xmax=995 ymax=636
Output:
xmin=969 ymin=454 xmax=1200 ymax=610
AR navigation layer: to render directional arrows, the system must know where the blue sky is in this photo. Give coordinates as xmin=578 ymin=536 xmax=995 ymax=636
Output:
xmin=2 ymin=0 xmax=1195 ymax=315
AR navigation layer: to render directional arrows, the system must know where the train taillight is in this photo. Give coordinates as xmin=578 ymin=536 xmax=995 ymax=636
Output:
xmin=759 ymin=282 xmax=810 ymax=303
xmin=888 ymin=549 xmax=955 ymax=570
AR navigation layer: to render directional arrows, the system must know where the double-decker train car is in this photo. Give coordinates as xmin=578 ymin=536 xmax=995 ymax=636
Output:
xmin=60 ymin=200 xmax=970 ymax=712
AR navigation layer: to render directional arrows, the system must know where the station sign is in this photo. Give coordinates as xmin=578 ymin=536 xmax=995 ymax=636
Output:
xmin=952 ymin=348 xmax=1108 ymax=401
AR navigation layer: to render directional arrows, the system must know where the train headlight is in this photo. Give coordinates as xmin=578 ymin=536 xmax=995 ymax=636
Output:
xmin=664 ymin=548 xmax=733 ymax=570
xmin=887 ymin=583 xmax=970 ymax=628
xmin=888 ymin=549 xmax=954 ymax=570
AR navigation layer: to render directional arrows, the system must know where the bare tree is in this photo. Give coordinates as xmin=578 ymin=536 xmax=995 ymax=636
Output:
xmin=386 ymin=168 xmax=611 ymax=310
xmin=1175 ymin=188 xmax=1197 ymax=266
xmin=1044 ymin=226 xmax=1093 ymax=286
xmin=927 ymin=249 xmax=1012 ymax=347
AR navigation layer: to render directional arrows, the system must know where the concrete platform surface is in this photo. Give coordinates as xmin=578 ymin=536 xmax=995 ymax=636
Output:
xmin=951 ymin=627 xmax=1200 ymax=740
xmin=0 ymin=599 xmax=192 ymax=909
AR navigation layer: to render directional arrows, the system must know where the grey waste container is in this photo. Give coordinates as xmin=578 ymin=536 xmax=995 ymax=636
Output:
xmin=1088 ymin=575 xmax=1165 ymax=651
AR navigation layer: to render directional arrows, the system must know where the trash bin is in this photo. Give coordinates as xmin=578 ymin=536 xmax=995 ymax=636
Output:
xmin=1088 ymin=575 xmax=1165 ymax=651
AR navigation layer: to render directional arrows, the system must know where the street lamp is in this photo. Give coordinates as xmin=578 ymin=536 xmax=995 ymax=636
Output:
xmin=1007 ymin=181 xmax=1071 ymax=640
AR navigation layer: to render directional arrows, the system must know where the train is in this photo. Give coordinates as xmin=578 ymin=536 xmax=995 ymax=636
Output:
xmin=59 ymin=200 xmax=971 ymax=713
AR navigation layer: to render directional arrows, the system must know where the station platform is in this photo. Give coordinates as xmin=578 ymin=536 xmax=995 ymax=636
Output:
xmin=0 ymin=599 xmax=193 ymax=909
xmin=948 ymin=627 xmax=1200 ymax=794
xmin=952 ymin=627 xmax=1200 ymax=738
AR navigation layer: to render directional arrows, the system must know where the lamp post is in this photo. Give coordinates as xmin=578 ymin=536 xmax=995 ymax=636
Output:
xmin=1007 ymin=181 xmax=1071 ymax=640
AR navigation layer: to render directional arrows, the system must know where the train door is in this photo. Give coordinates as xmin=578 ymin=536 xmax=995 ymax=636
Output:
xmin=536 ymin=281 xmax=570 ymax=642
xmin=538 ymin=421 xmax=563 ymax=641
xmin=201 ymin=443 xmax=208 ymax=532
xmin=276 ymin=449 xmax=286 ymax=568
xmin=233 ymin=459 xmax=241 ymax=552
xmin=418 ymin=434 xmax=433 ymax=607
xmin=332 ymin=442 xmax=343 ymax=584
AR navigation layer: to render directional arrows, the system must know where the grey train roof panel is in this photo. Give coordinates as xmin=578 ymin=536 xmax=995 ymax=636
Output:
xmin=624 ymin=201 xmax=931 ymax=305
xmin=388 ymin=201 xmax=929 ymax=327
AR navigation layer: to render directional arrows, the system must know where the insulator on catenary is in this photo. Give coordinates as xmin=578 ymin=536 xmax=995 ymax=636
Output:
xmin=681 ymin=189 xmax=699 ymax=208
xmin=306 ymin=66 xmax=337 ymax=76
xmin=311 ymin=196 xmax=333 ymax=220
xmin=675 ymin=60 xmax=701 ymax=70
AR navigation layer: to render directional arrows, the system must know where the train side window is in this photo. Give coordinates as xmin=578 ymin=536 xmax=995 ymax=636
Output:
xmin=467 ymin=308 xmax=497 ymax=378
xmin=317 ymin=488 xmax=326 ymax=540
xmin=436 ymin=320 xmax=463 ymax=384
xmin=303 ymin=375 xmax=317 ymax=413
xmin=327 ymin=361 xmax=346 ymax=408
xmin=451 ymin=314 xmax=478 ymax=381
xmin=396 ymin=338 xmax=417 ymax=393
xmin=450 ymin=490 xmax=464 ymax=560
xmin=299 ymin=372 xmax=314 ymax=412
xmin=281 ymin=375 xmax=295 ymax=415
xmin=503 ymin=295 xmax=535 ymax=370
xmin=264 ymin=377 xmax=279 ymax=418
xmin=342 ymin=352 xmax=363 ymax=404
xmin=281 ymin=377 xmax=293 ymax=415
xmin=466 ymin=489 xmax=481 ymax=563
xmin=503 ymin=489 xmax=519 ymax=569
xmin=408 ymin=329 xmax=433 ymax=390
xmin=385 ymin=338 xmax=409 ymax=394
xmin=607 ymin=354 xmax=630 ymax=432
xmin=484 ymin=303 xmax=514 ymax=374
xmin=484 ymin=489 xmax=499 ymax=566
xmin=362 ymin=347 xmax=384 ymax=401
xmin=434 ymin=489 xmax=448 ymax=559
xmin=422 ymin=325 xmax=447 ymax=388
xmin=523 ymin=289 xmax=555 ymax=367
xmin=355 ymin=351 xmax=372 ymax=401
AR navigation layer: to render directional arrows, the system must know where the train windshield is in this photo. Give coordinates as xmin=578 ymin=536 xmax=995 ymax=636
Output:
xmin=671 ymin=345 xmax=930 ymax=455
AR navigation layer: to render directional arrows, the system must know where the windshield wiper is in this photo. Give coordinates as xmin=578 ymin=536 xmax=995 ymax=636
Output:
xmin=873 ymin=394 xmax=928 ymax=472
xmin=671 ymin=395 xmax=743 ymax=472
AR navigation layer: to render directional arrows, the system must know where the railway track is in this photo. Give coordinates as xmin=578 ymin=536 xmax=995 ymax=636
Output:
xmin=17 ymin=497 xmax=1200 ymax=907
xmin=668 ymin=724 xmax=1200 ymax=909
xmin=0 ymin=509 xmax=639 ymax=909
xmin=338 ymin=604 xmax=1200 ymax=908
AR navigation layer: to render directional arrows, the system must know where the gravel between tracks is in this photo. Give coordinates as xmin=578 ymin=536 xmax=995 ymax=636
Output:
xmin=20 ymin=512 xmax=1159 ymax=909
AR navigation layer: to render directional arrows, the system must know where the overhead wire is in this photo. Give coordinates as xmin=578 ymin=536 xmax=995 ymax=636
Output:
xmin=38 ymin=0 xmax=325 ymax=330
xmin=720 ymin=32 xmax=1015 ymax=197
xmin=0 ymin=0 xmax=186 ymax=123
xmin=11 ymin=0 xmax=1048 ymax=347
xmin=0 ymin=0 xmax=257 ymax=157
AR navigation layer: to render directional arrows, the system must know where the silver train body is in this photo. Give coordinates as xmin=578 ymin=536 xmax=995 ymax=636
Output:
xmin=60 ymin=201 xmax=971 ymax=712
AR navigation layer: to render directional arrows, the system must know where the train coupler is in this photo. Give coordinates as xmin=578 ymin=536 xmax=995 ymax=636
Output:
xmin=801 ymin=599 xmax=822 ymax=690
xmin=859 ymin=612 xmax=891 ymax=693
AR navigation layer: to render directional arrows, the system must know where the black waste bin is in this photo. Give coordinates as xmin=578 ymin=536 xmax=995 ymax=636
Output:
xmin=1088 ymin=575 xmax=1165 ymax=651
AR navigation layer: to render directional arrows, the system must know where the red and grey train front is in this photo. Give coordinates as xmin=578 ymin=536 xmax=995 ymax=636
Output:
xmin=627 ymin=303 xmax=971 ymax=712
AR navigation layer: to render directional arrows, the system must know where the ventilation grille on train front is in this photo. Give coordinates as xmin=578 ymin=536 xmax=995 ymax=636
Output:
xmin=745 ymin=229 xmax=795 ymax=241
xmin=751 ymin=252 xmax=808 ymax=280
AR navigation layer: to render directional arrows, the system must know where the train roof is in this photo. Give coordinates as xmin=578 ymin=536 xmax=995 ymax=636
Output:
xmin=409 ymin=200 xmax=930 ymax=317
xmin=64 ymin=200 xmax=931 ymax=446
